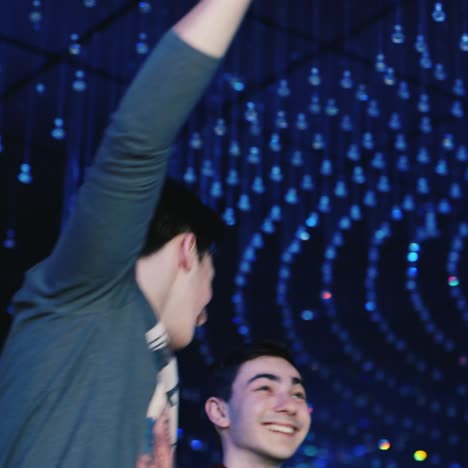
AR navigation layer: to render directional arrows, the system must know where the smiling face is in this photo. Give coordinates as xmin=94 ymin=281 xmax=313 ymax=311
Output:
xmin=209 ymin=355 xmax=311 ymax=466
xmin=136 ymin=233 xmax=215 ymax=351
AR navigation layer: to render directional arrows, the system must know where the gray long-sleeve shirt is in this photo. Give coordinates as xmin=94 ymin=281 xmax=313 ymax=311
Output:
xmin=0 ymin=31 xmax=219 ymax=468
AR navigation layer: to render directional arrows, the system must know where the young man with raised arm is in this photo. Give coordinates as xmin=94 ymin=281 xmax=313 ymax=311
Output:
xmin=0 ymin=1 xmax=253 ymax=467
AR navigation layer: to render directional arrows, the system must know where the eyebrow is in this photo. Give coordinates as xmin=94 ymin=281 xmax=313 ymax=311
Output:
xmin=246 ymin=373 xmax=306 ymax=389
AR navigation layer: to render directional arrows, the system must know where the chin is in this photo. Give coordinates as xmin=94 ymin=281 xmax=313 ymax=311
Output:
xmin=170 ymin=334 xmax=193 ymax=351
xmin=260 ymin=442 xmax=300 ymax=462
xmin=169 ymin=340 xmax=186 ymax=351
xmin=270 ymin=449 xmax=297 ymax=460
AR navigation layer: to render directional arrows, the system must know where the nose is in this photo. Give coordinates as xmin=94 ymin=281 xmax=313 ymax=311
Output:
xmin=196 ymin=309 xmax=208 ymax=327
xmin=274 ymin=392 xmax=298 ymax=415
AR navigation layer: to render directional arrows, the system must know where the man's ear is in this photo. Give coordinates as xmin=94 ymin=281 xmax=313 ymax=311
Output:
xmin=179 ymin=232 xmax=197 ymax=271
xmin=205 ymin=397 xmax=230 ymax=429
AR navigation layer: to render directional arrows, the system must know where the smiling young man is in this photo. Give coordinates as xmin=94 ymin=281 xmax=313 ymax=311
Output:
xmin=205 ymin=341 xmax=311 ymax=468
xmin=0 ymin=1 xmax=252 ymax=467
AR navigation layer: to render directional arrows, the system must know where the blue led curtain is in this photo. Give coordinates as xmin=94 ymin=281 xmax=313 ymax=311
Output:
xmin=1 ymin=1 xmax=467 ymax=466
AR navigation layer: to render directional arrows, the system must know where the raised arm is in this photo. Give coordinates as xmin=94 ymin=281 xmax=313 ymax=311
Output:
xmin=173 ymin=0 xmax=253 ymax=58
xmin=29 ymin=0 xmax=253 ymax=299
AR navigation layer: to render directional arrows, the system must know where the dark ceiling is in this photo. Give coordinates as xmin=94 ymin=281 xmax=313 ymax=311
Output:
xmin=1 ymin=1 xmax=467 ymax=466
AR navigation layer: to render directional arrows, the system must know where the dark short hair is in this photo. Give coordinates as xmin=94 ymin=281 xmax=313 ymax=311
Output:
xmin=206 ymin=340 xmax=298 ymax=402
xmin=140 ymin=177 xmax=224 ymax=257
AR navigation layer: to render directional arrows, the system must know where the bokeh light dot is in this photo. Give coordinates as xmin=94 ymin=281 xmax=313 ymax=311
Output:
xmin=414 ymin=450 xmax=428 ymax=461
xmin=321 ymin=291 xmax=332 ymax=300
xmin=301 ymin=310 xmax=315 ymax=321
xmin=378 ymin=439 xmax=391 ymax=450
xmin=304 ymin=445 xmax=318 ymax=457
xmin=448 ymin=276 xmax=459 ymax=287
xmin=407 ymin=251 xmax=419 ymax=262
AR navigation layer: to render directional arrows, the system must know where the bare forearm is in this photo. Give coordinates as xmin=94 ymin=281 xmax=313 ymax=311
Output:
xmin=173 ymin=0 xmax=252 ymax=58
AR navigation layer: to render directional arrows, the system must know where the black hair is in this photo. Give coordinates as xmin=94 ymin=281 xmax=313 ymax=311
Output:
xmin=140 ymin=177 xmax=224 ymax=258
xmin=206 ymin=340 xmax=298 ymax=402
